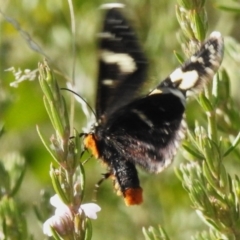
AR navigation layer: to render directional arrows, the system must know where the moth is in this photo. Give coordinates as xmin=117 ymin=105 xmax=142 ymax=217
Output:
xmin=84 ymin=4 xmax=224 ymax=205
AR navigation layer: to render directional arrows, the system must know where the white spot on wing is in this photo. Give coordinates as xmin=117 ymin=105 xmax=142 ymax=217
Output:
xmin=101 ymin=50 xmax=137 ymax=74
xmin=169 ymin=31 xmax=223 ymax=93
xmin=132 ymin=109 xmax=154 ymax=128
xmin=169 ymin=68 xmax=199 ymax=90
xmin=178 ymin=70 xmax=199 ymax=90
xmin=205 ymin=67 xmax=214 ymax=75
xmin=191 ymin=56 xmax=204 ymax=64
xmin=149 ymin=89 xmax=162 ymax=95
xmin=100 ymin=3 xmax=125 ymax=9
xmin=207 ymin=44 xmax=216 ymax=55
xmin=102 ymin=79 xmax=114 ymax=86
xmin=163 ymin=129 xmax=169 ymax=135
xmin=209 ymin=59 xmax=220 ymax=67
xmin=210 ymin=31 xmax=221 ymax=38
xmin=190 ymin=56 xmax=198 ymax=62
xmin=169 ymin=68 xmax=183 ymax=83
xmin=98 ymin=32 xmax=116 ymax=39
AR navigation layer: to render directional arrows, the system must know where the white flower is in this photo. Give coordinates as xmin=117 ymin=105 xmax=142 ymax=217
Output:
xmin=79 ymin=203 xmax=101 ymax=220
xmin=50 ymin=195 xmax=72 ymax=217
xmin=43 ymin=214 xmax=73 ymax=237
xmin=43 ymin=195 xmax=101 ymax=237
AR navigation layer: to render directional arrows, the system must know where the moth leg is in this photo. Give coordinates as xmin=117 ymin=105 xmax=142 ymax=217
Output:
xmin=82 ymin=153 xmax=94 ymax=164
xmin=92 ymin=173 xmax=111 ymax=202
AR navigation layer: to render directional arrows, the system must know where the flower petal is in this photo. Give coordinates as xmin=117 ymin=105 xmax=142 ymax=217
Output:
xmin=49 ymin=195 xmax=72 ymax=217
xmin=43 ymin=217 xmax=55 ymax=236
xmin=50 ymin=194 xmax=64 ymax=208
xmin=80 ymin=203 xmax=101 ymax=220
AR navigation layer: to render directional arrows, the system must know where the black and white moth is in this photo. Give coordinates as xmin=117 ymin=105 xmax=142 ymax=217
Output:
xmin=84 ymin=4 xmax=224 ymax=205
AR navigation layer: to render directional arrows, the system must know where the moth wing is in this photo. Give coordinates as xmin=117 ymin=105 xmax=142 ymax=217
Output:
xmin=96 ymin=7 xmax=148 ymax=119
xmin=105 ymin=31 xmax=224 ymax=172
xmin=158 ymin=31 xmax=224 ymax=92
xmin=105 ymin=91 xmax=186 ymax=173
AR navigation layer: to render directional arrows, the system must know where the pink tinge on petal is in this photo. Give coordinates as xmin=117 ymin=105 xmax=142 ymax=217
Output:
xmin=43 ymin=216 xmax=65 ymax=236
xmin=43 ymin=214 xmax=74 ymax=237
xmin=43 ymin=195 xmax=74 ymax=237
xmin=80 ymin=203 xmax=101 ymax=220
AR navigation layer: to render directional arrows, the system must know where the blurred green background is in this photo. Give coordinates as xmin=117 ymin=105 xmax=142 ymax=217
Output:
xmin=1 ymin=0 xmax=240 ymax=239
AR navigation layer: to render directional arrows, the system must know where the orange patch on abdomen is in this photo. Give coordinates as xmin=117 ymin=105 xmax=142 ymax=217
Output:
xmin=84 ymin=134 xmax=100 ymax=159
xmin=124 ymin=188 xmax=143 ymax=206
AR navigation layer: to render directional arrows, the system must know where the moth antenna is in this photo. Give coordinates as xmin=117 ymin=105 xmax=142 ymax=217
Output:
xmin=61 ymin=88 xmax=97 ymax=120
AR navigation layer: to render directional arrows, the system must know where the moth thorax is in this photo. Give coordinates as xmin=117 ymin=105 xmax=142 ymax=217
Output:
xmin=84 ymin=134 xmax=100 ymax=159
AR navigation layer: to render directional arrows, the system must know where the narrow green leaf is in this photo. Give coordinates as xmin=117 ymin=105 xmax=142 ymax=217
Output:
xmin=202 ymin=162 xmax=216 ymax=190
xmin=50 ymin=165 xmax=69 ymax=204
xmin=10 ymin=164 xmax=26 ymax=197
xmin=36 ymin=125 xmax=58 ymax=163
xmin=142 ymin=227 xmax=154 ymax=240
xmin=50 ymin=225 xmax=63 ymax=240
xmin=202 ymin=137 xmax=221 ymax=172
xmin=182 ymin=143 xmax=204 ymax=159
xmin=177 ymin=0 xmax=192 ymax=9
xmin=219 ymin=164 xmax=229 ymax=190
xmin=223 ymin=131 xmax=240 ymax=157
xmin=199 ymin=93 xmax=213 ymax=112
xmin=62 ymin=96 xmax=70 ymax=131
xmin=158 ymin=226 xmax=170 ymax=240
xmin=0 ymin=125 xmax=4 ymax=137
xmin=216 ymin=69 xmax=231 ymax=100
xmin=187 ymin=129 xmax=200 ymax=149
xmin=217 ymin=5 xmax=240 ymax=13
xmin=84 ymin=218 xmax=92 ymax=240
xmin=49 ymin=100 xmax=65 ymax=137
xmin=193 ymin=10 xmax=206 ymax=41
xmin=38 ymin=63 xmax=55 ymax=103
xmin=78 ymin=162 xmax=85 ymax=202
xmin=43 ymin=96 xmax=56 ymax=131
xmin=173 ymin=50 xmax=184 ymax=64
